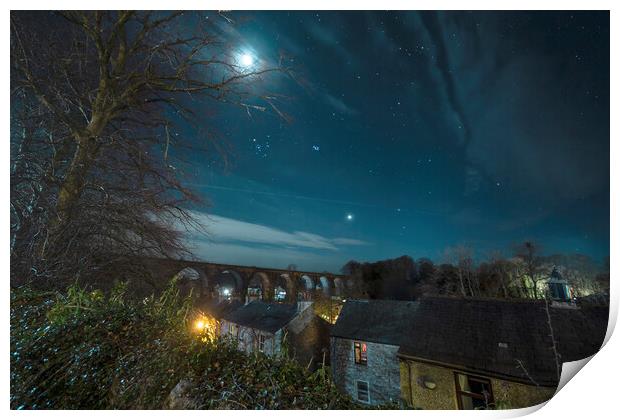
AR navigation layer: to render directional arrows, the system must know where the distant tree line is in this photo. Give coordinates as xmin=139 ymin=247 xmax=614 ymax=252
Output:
xmin=341 ymin=242 xmax=610 ymax=301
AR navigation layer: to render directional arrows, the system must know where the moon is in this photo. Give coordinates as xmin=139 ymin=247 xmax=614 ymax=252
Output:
xmin=346 ymin=213 xmax=354 ymax=221
xmin=240 ymin=53 xmax=254 ymax=67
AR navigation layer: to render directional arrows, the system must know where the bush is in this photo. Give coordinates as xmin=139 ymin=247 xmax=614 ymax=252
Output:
xmin=10 ymin=281 xmax=367 ymax=409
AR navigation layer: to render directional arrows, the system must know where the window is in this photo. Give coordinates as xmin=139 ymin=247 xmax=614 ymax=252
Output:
xmin=258 ymin=334 xmax=266 ymax=352
xmin=454 ymin=373 xmax=494 ymax=409
xmin=354 ymin=341 xmax=367 ymax=365
xmin=356 ymin=380 xmax=370 ymax=403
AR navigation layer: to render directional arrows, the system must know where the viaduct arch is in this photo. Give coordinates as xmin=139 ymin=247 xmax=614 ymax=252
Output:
xmin=143 ymin=257 xmax=348 ymax=304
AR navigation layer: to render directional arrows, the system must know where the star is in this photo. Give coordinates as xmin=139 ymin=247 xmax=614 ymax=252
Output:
xmin=346 ymin=214 xmax=354 ymax=221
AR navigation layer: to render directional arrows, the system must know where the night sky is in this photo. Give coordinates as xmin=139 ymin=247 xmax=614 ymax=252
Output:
xmin=179 ymin=11 xmax=609 ymax=272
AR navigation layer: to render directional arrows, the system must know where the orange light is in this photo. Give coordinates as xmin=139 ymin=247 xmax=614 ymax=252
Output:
xmin=192 ymin=314 xmax=219 ymax=341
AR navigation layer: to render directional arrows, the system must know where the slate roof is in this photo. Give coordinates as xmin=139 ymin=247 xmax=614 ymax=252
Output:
xmin=221 ymin=301 xmax=299 ymax=334
xmin=332 ymin=296 xmax=608 ymax=386
xmin=331 ymin=299 xmax=420 ymax=345
xmin=201 ymin=299 xmax=243 ymax=319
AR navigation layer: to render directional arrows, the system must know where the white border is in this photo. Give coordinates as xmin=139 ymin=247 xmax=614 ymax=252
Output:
xmin=3 ymin=2 xmax=617 ymax=420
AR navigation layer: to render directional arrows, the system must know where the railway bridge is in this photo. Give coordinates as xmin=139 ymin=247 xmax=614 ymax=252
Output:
xmin=142 ymin=257 xmax=348 ymax=303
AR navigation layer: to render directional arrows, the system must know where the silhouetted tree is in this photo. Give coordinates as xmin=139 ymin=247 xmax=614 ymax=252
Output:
xmin=415 ymin=258 xmax=436 ymax=293
xmin=442 ymin=245 xmax=477 ymax=296
xmin=514 ymin=241 xmax=544 ymax=299
xmin=413 ymin=263 xmax=457 ymax=296
xmin=486 ymin=251 xmax=511 ymax=298
xmin=341 ymin=256 xmax=417 ymax=300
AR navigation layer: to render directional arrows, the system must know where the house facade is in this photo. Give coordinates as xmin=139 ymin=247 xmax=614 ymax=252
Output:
xmin=399 ymin=358 xmax=554 ymax=410
xmin=219 ymin=300 xmax=329 ymax=366
xmin=221 ymin=318 xmax=284 ymax=355
xmin=220 ymin=301 xmax=299 ymax=356
xmin=331 ymin=338 xmax=401 ymax=405
xmin=330 ymin=300 xmax=418 ymax=405
xmin=330 ymin=296 xmax=607 ymax=409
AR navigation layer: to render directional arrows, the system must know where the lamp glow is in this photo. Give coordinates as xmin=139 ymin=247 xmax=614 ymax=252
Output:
xmin=192 ymin=314 xmax=218 ymax=341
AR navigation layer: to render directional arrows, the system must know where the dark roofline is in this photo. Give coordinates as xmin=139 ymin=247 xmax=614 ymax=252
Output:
xmin=220 ymin=301 xmax=300 ymax=333
xmin=330 ymin=333 xmax=402 ymax=347
xmin=397 ymin=353 xmax=558 ymax=388
xmin=419 ymin=294 xmax=548 ymax=305
xmin=329 ymin=299 xmax=419 ymax=345
xmin=221 ymin=313 xmax=297 ymax=332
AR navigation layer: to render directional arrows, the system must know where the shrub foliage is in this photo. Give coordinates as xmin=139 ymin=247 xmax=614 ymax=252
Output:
xmin=10 ymin=281 xmax=365 ymax=409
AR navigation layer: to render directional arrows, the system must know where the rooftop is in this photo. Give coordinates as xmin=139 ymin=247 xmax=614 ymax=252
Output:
xmin=221 ymin=300 xmax=299 ymax=334
xmin=332 ymin=296 xmax=608 ymax=386
xmin=200 ymin=299 xmax=243 ymax=319
xmin=331 ymin=299 xmax=420 ymax=346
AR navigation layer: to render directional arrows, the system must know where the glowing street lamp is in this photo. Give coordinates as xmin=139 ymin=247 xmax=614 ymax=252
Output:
xmin=192 ymin=314 xmax=218 ymax=341
xmin=194 ymin=319 xmax=205 ymax=331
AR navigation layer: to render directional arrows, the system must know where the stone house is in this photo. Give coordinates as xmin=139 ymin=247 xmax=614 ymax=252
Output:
xmin=220 ymin=300 xmax=330 ymax=368
xmin=331 ymin=296 xmax=607 ymax=409
xmin=330 ymin=300 xmax=419 ymax=405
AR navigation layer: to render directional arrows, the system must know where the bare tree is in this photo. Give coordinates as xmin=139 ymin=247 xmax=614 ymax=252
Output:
xmin=487 ymin=251 xmax=510 ymax=298
xmin=514 ymin=241 xmax=543 ymax=299
xmin=443 ymin=245 xmax=477 ymax=297
xmin=10 ymin=11 xmax=288 ymax=289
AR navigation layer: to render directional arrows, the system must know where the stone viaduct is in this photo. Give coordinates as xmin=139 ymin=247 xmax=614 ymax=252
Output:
xmin=141 ymin=257 xmax=348 ymax=303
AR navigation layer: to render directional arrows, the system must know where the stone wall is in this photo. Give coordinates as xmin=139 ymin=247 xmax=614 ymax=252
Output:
xmin=220 ymin=320 xmax=281 ymax=356
xmin=399 ymin=358 xmax=556 ymax=410
xmin=287 ymin=315 xmax=331 ymax=370
xmin=330 ymin=337 xmax=401 ymax=405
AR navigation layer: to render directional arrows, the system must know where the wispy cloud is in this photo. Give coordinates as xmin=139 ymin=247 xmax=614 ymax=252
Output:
xmin=187 ymin=240 xmax=355 ymax=272
xmin=321 ymin=91 xmax=358 ymax=116
xmin=186 ymin=212 xmax=369 ymax=252
xmin=332 ymin=238 xmax=369 ymax=246
xmin=306 ymin=22 xmax=356 ymax=65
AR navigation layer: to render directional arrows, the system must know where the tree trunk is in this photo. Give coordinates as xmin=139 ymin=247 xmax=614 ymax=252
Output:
xmin=58 ymin=137 xmax=97 ymax=218
xmin=499 ymin=273 xmax=508 ymax=298
xmin=458 ymin=270 xmax=467 ymax=297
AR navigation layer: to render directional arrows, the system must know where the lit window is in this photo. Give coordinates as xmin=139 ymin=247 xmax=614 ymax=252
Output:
xmin=454 ymin=373 xmax=494 ymax=409
xmin=354 ymin=341 xmax=367 ymax=365
xmin=274 ymin=287 xmax=286 ymax=301
xmin=258 ymin=334 xmax=266 ymax=352
xmin=356 ymin=380 xmax=370 ymax=403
